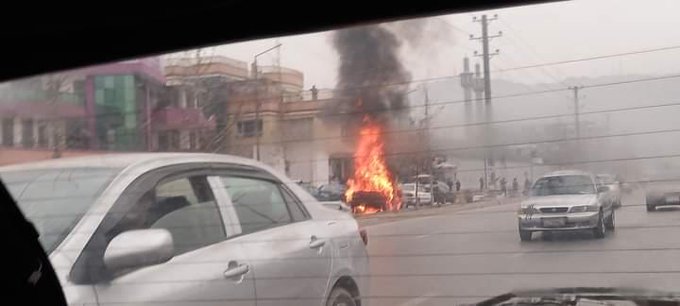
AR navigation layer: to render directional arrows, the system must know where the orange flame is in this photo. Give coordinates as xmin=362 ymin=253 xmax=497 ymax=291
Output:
xmin=345 ymin=120 xmax=401 ymax=213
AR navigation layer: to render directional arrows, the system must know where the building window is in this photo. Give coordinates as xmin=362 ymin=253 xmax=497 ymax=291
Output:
xmin=37 ymin=123 xmax=48 ymax=148
xmin=189 ymin=131 xmax=198 ymax=150
xmin=2 ymin=118 xmax=14 ymax=146
xmin=22 ymin=119 xmax=34 ymax=148
xmin=237 ymin=119 xmax=263 ymax=138
xmin=158 ymin=130 xmax=180 ymax=151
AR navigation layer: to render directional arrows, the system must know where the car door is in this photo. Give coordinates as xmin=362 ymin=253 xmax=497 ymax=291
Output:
xmin=71 ymin=170 xmax=256 ymax=306
xmin=217 ymin=175 xmax=333 ymax=306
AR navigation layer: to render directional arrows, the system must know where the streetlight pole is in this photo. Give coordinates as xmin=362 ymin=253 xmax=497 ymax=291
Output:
xmin=252 ymin=43 xmax=282 ymax=161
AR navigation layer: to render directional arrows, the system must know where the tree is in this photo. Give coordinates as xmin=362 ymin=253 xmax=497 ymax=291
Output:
xmin=44 ymin=73 xmax=71 ymax=158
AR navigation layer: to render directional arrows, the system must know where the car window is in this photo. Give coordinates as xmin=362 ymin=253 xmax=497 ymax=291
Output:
xmin=0 ymin=168 xmax=120 ymax=253
xmin=220 ymin=176 xmax=292 ymax=234
xmin=280 ymin=186 xmax=309 ymax=222
xmin=531 ymin=175 xmax=596 ymax=196
xmin=115 ymin=176 xmax=226 ymax=255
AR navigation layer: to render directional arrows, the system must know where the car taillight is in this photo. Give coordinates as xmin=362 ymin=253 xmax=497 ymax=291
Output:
xmin=359 ymin=229 xmax=368 ymax=246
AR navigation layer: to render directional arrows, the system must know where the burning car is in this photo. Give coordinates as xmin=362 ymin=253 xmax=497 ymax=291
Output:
xmin=344 ymin=120 xmax=401 ymax=214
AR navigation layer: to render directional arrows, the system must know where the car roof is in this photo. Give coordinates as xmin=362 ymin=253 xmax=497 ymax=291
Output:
xmin=0 ymin=153 xmax=261 ymax=173
xmin=540 ymin=170 xmax=593 ymax=178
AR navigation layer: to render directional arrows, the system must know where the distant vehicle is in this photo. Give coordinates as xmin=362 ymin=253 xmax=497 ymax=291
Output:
xmin=596 ymin=174 xmax=623 ymax=208
xmin=431 ymin=180 xmax=456 ymax=204
xmin=317 ymin=182 xmax=347 ymax=202
xmin=645 ymin=181 xmax=680 ymax=212
xmin=410 ymin=175 xmax=454 ymax=205
xmin=0 ymin=153 xmax=369 ymax=306
xmin=517 ymin=170 xmax=615 ymax=241
xmin=401 ymin=183 xmax=433 ymax=207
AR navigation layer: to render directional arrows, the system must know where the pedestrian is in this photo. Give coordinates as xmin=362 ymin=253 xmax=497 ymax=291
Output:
xmin=512 ymin=177 xmax=519 ymax=196
xmin=311 ymin=85 xmax=319 ymax=100
xmin=447 ymin=178 xmax=453 ymax=191
xmin=524 ymin=176 xmax=532 ymax=195
xmin=500 ymin=177 xmax=507 ymax=196
xmin=479 ymin=177 xmax=484 ymax=191
xmin=455 ymin=179 xmax=461 ymax=192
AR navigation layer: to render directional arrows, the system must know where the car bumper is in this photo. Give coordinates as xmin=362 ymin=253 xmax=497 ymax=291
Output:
xmin=518 ymin=212 xmax=599 ymax=231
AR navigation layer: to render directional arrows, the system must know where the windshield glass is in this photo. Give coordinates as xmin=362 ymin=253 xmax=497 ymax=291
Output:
xmin=1 ymin=168 xmax=119 ymax=252
xmin=531 ymin=175 xmax=596 ymax=196
xmin=5 ymin=0 xmax=680 ymax=304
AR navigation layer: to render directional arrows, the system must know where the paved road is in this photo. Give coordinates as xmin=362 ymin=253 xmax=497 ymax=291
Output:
xmin=360 ymin=190 xmax=680 ymax=305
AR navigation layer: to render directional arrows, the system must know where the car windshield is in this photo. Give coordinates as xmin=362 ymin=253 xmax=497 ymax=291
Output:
xmin=1 ymin=168 xmax=120 ymax=253
xmin=531 ymin=175 xmax=596 ymax=196
xmin=5 ymin=0 xmax=680 ymax=304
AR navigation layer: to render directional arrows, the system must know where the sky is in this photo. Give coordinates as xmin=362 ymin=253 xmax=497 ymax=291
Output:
xmin=181 ymin=0 xmax=680 ymax=90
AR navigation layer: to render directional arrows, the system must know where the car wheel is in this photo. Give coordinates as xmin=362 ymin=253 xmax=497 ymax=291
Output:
xmin=593 ymin=212 xmax=606 ymax=239
xmin=605 ymin=209 xmax=615 ymax=231
xmin=326 ymin=287 xmax=357 ymax=306
xmin=519 ymin=228 xmax=532 ymax=241
xmin=646 ymin=204 xmax=656 ymax=212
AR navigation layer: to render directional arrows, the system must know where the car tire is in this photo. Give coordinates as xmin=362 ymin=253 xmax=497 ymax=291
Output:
xmin=593 ymin=212 xmax=606 ymax=239
xmin=646 ymin=204 xmax=656 ymax=212
xmin=326 ymin=287 xmax=357 ymax=306
xmin=519 ymin=228 xmax=532 ymax=241
xmin=605 ymin=209 xmax=615 ymax=231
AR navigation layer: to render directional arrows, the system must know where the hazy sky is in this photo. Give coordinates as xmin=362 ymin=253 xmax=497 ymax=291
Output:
xmin=187 ymin=0 xmax=680 ymax=90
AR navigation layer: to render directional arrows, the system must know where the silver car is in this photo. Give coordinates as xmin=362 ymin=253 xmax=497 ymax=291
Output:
xmin=0 ymin=153 xmax=369 ymax=306
xmin=517 ymin=170 xmax=615 ymax=241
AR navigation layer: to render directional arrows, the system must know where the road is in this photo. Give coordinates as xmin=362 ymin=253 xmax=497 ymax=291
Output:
xmin=360 ymin=190 xmax=680 ymax=305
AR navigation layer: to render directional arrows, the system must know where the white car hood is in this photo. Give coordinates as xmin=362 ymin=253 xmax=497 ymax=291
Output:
xmin=522 ymin=194 xmax=597 ymax=208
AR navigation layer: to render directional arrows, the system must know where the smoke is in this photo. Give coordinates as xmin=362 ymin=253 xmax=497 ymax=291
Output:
xmin=328 ymin=25 xmax=412 ymax=122
xmin=327 ymin=19 xmax=455 ymax=123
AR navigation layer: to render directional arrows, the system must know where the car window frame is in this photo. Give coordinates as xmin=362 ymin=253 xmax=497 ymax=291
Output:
xmin=69 ymin=162 xmax=267 ymax=284
xmin=279 ymin=184 xmax=311 ymax=222
xmin=218 ymin=174 xmax=312 ymax=237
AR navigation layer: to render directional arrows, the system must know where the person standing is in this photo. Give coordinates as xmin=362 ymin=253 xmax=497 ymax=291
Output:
xmin=479 ymin=177 xmax=484 ymax=191
xmin=524 ymin=176 xmax=532 ymax=195
xmin=500 ymin=177 xmax=507 ymax=196
xmin=455 ymin=179 xmax=461 ymax=192
xmin=512 ymin=177 xmax=519 ymax=196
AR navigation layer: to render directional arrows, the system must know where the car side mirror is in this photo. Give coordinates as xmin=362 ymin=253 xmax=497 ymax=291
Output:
xmin=104 ymin=229 xmax=174 ymax=272
xmin=597 ymin=186 xmax=610 ymax=193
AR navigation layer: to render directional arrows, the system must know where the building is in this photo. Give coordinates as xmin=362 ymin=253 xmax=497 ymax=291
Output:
xmin=0 ymin=76 xmax=86 ymax=151
xmin=157 ymin=56 xmax=249 ymax=151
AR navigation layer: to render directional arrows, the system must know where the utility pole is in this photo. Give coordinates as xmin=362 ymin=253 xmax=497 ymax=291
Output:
xmin=569 ymin=86 xmax=583 ymax=139
xmin=252 ymin=43 xmax=282 ymax=161
xmin=424 ymin=85 xmax=436 ymax=200
xmin=471 ymin=14 xmax=501 ymax=190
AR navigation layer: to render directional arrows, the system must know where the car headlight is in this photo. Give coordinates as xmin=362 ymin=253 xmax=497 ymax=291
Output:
xmin=569 ymin=205 xmax=599 ymax=213
xmin=518 ymin=207 xmax=539 ymax=214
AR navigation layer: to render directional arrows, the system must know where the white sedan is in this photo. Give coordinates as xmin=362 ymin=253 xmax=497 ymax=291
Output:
xmin=0 ymin=153 xmax=369 ymax=306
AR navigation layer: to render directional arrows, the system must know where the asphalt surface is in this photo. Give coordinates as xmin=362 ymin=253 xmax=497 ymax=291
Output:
xmin=359 ymin=189 xmax=680 ymax=305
